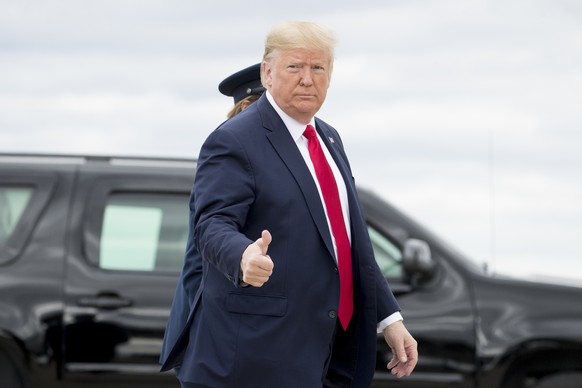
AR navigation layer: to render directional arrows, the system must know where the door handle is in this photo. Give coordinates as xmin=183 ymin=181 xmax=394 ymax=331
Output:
xmin=77 ymin=292 xmax=133 ymax=310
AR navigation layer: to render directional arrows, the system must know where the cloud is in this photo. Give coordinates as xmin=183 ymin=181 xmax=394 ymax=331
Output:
xmin=1 ymin=0 xmax=582 ymax=284
xmin=333 ymin=99 xmax=539 ymax=138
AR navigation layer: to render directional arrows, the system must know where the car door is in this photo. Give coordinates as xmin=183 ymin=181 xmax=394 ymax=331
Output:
xmin=0 ymin=165 xmax=68 ymax=388
xmin=63 ymin=162 xmax=192 ymax=386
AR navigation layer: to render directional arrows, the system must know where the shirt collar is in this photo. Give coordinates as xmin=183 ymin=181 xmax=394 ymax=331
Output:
xmin=266 ymin=90 xmax=315 ymax=142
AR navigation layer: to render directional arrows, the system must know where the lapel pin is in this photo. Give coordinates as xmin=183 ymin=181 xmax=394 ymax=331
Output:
xmin=328 ymin=137 xmax=335 ymax=144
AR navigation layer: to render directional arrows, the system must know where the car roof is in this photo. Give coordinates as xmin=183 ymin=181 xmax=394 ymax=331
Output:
xmin=0 ymin=152 xmax=197 ymax=170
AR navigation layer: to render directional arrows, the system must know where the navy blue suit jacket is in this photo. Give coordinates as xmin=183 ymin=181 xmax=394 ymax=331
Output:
xmin=161 ymin=94 xmax=400 ymax=387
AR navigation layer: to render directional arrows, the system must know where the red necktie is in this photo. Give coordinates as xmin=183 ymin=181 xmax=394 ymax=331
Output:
xmin=304 ymin=125 xmax=353 ymax=330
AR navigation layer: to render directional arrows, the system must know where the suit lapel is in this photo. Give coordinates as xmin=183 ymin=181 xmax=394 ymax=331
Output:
xmin=257 ymin=97 xmax=336 ymax=260
xmin=314 ymin=120 xmax=352 ymax=190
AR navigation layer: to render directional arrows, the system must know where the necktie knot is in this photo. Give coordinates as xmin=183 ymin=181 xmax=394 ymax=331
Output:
xmin=304 ymin=125 xmax=317 ymax=140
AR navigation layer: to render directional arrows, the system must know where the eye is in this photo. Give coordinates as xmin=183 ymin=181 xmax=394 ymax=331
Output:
xmin=312 ymin=65 xmax=325 ymax=74
xmin=288 ymin=64 xmax=300 ymax=72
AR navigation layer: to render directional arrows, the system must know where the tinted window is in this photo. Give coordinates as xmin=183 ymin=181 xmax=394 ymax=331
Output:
xmin=368 ymin=226 xmax=403 ymax=278
xmin=99 ymin=193 xmax=188 ymax=272
xmin=0 ymin=186 xmax=34 ymax=246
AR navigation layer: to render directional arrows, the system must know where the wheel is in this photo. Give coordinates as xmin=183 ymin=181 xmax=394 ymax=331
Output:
xmin=533 ymin=372 xmax=582 ymax=388
xmin=0 ymin=349 xmax=25 ymax=388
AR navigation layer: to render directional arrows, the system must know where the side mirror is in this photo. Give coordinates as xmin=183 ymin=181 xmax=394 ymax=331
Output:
xmin=402 ymin=238 xmax=435 ymax=284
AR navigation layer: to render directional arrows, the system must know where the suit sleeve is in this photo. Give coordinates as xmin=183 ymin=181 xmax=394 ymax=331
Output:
xmin=374 ymin=264 xmax=400 ymax=321
xmin=192 ymin=128 xmax=255 ymax=286
xmin=181 ymin=204 xmax=203 ymax=304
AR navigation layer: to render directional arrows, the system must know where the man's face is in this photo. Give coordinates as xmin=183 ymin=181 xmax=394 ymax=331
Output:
xmin=263 ymin=48 xmax=332 ymax=124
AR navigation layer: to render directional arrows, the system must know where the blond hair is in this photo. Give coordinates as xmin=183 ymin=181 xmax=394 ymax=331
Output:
xmin=261 ymin=21 xmax=336 ymax=85
xmin=226 ymin=95 xmax=260 ymax=119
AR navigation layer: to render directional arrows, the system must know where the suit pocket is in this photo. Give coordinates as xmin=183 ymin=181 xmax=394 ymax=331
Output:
xmin=226 ymin=293 xmax=287 ymax=317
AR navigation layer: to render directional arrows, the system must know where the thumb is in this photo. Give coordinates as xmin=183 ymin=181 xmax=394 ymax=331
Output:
xmin=393 ymin=342 xmax=408 ymax=363
xmin=256 ymin=229 xmax=272 ymax=256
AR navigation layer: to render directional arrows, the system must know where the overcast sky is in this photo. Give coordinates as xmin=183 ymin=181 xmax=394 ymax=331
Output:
xmin=2 ymin=0 xmax=581 ymax=285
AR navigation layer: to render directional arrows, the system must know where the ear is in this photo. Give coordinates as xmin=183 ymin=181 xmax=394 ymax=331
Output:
xmin=262 ymin=61 xmax=273 ymax=87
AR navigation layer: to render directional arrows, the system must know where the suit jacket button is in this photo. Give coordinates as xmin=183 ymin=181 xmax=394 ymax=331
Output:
xmin=333 ymin=267 xmax=338 ymax=273
xmin=328 ymin=310 xmax=337 ymax=319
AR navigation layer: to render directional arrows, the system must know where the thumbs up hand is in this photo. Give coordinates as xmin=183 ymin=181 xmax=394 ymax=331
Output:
xmin=241 ymin=230 xmax=274 ymax=287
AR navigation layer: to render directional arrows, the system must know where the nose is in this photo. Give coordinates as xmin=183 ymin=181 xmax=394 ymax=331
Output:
xmin=299 ymin=67 xmax=313 ymax=86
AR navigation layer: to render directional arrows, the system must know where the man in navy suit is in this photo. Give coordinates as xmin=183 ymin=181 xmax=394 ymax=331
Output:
xmin=161 ymin=21 xmax=417 ymax=387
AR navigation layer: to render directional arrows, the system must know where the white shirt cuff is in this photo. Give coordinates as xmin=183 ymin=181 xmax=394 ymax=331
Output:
xmin=376 ymin=312 xmax=403 ymax=334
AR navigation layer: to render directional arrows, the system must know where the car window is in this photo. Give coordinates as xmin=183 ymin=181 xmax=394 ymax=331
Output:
xmin=368 ymin=225 xmax=403 ymax=279
xmin=0 ymin=186 xmax=34 ymax=246
xmin=99 ymin=192 xmax=189 ymax=272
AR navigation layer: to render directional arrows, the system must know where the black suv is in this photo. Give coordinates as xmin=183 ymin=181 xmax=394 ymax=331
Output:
xmin=1 ymin=153 xmax=581 ymax=388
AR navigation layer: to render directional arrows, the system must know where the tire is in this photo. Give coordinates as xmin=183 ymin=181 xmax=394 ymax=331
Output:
xmin=0 ymin=349 xmax=25 ymax=388
xmin=533 ymin=372 xmax=582 ymax=388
